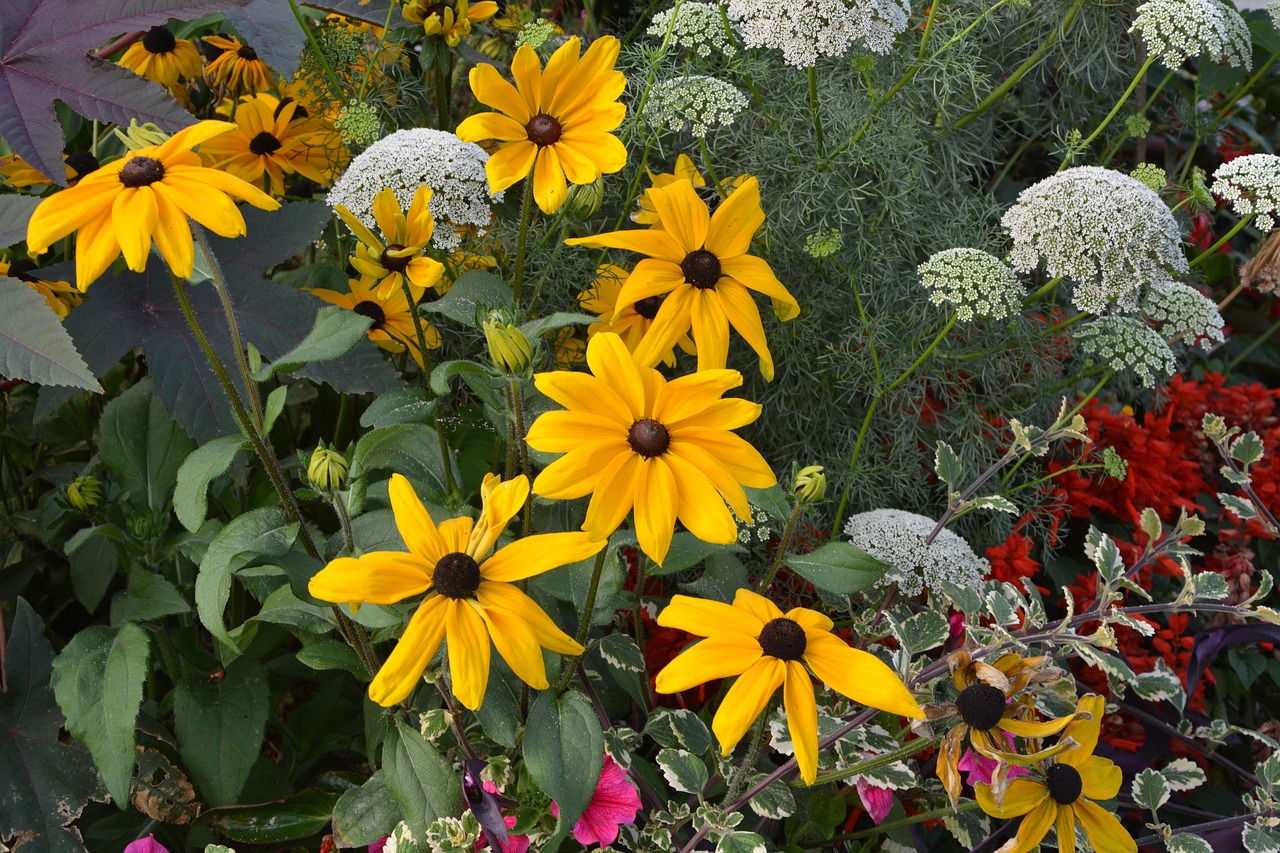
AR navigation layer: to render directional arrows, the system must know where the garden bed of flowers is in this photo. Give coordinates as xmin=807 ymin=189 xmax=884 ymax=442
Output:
xmin=3 ymin=0 xmax=1280 ymax=851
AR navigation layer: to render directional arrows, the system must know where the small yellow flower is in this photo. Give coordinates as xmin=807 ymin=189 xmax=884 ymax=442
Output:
xmin=0 ymin=259 xmax=81 ymax=319
xmin=203 ymin=35 xmax=275 ymax=94
xmin=334 ymin=186 xmax=446 ymax=300
xmin=578 ymin=263 xmax=694 ymax=367
xmin=309 ymin=275 xmax=441 ymax=369
xmin=308 ymin=473 xmax=603 ymax=708
xmin=654 ymin=589 xmax=924 ymax=784
xmin=403 ymin=0 xmax=499 ymax=45
xmin=117 ymin=27 xmax=203 ymax=89
xmin=549 ymin=326 xmax=586 ymax=369
xmin=199 ymin=94 xmax=345 ymax=196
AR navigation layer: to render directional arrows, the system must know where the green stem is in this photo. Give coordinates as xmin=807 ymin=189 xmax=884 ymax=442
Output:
xmin=723 ymin=715 xmax=769 ymax=803
xmin=1217 ymin=48 xmax=1280 ymax=121
xmin=399 ymin=279 xmax=457 ymax=495
xmin=1189 ymin=215 xmax=1253 ymax=268
xmin=800 ymin=735 xmax=936 ymax=788
xmin=918 ymin=0 xmax=941 ymax=57
xmin=807 ymin=67 xmax=825 ymax=157
xmin=698 ymin=136 xmax=722 ymax=191
xmin=287 ymin=0 xmax=343 ymax=100
xmin=1021 ymin=275 xmax=1063 ymax=307
xmin=1060 ymin=55 xmax=1156 ymax=171
xmin=839 ymin=800 xmax=984 ymax=840
xmin=555 ymin=547 xmax=612 ymax=693
xmin=333 ymin=490 xmax=355 ymax=554
xmin=512 ymin=178 xmax=535 ymax=317
xmin=511 ymin=378 xmax=532 ymax=536
xmin=193 ymin=227 xmax=263 ymax=430
xmin=435 ymin=44 xmax=452 ymax=131
xmin=757 ymin=501 xmax=803 ymax=593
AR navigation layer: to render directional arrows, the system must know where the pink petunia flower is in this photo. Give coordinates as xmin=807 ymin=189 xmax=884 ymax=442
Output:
xmin=956 ymin=731 xmax=1030 ymax=787
xmin=551 ymin=756 xmax=641 ymax=847
xmin=476 ymin=781 xmax=529 ymax=853
xmin=855 ymin=779 xmax=894 ymax=825
xmin=124 ymin=837 xmax=169 ymax=853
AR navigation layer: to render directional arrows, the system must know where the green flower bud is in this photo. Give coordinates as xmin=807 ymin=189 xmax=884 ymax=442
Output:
xmin=66 ymin=475 xmax=103 ymax=511
xmin=113 ymin=119 xmax=170 ymax=151
xmin=483 ymin=316 xmax=532 ymax=374
xmin=308 ymin=447 xmax=348 ymax=491
xmin=793 ymin=464 xmax=826 ymax=503
xmin=563 ymin=177 xmax=605 ymax=220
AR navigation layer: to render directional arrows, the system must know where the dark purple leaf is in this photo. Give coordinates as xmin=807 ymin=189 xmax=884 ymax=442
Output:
xmin=302 ymin=0 xmax=394 ymax=27
xmin=1185 ymin=623 xmax=1280 ymax=699
xmin=226 ymin=0 xmax=305 ymax=80
xmin=0 ymin=193 xmax=40 ymax=248
xmin=462 ymin=758 xmax=510 ymax=847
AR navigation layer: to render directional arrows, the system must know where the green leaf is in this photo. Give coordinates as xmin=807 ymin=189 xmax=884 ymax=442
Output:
xmin=1 ymin=599 xmax=107 ymax=851
xmin=99 ymin=378 xmax=196 ymax=510
xmin=1132 ymin=768 xmax=1170 ymax=813
xmin=0 ymin=276 xmax=99 ymax=390
xmin=518 ymin=311 xmax=598 ymax=340
xmin=50 ymin=624 xmax=150 ymax=808
xmin=381 ymin=720 xmax=464 ymax=838
xmin=967 ymin=494 xmax=1018 ymax=514
xmin=174 ymin=657 xmax=269 ymax=807
xmin=202 ymin=789 xmax=339 ymax=844
xmin=784 ymin=541 xmax=887 ymax=594
xmin=0 ymin=194 xmax=41 ymax=247
xmin=332 ymin=772 xmax=400 ymax=847
xmin=174 ymin=436 xmax=244 ymax=533
xmin=1084 ymin=527 xmax=1124 ymax=585
xmin=1161 ymin=758 xmax=1206 ymax=792
xmin=645 ymin=708 xmax=713 ymax=756
xmin=746 ymin=775 xmax=795 ymax=819
xmin=351 ymin=424 xmax=450 ymax=493
xmin=1167 ymin=834 xmax=1214 ymax=853
xmin=524 ymin=689 xmax=604 ymax=848
xmin=934 ymin=441 xmax=963 ymax=488
xmin=261 ymin=384 xmax=288 ymax=434
xmin=296 ymin=637 xmax=364 ymax=678
xmin=648 ymin=531 xmax=738 ymax=576
xmin=1244 ymin=822 xmax=1280 ymax=853
xmin=716 ymin=831 xmax=768 ymax=853
xmin=194 ymin=507 xmax=298 ymax=653
xmin=743 ymin=483 xmax=790 ymax=520
xmin=68 ymin=531 xmax=118 ymax=614
xmin=656 ymin=748 xmax=708 ymax=794
xmin=251 ymin=306 xmax=373 ymax=380
xmin=1231 ymin=431 xmax=1266 ymax=467
xmin=429 ymin=359 xmax=493 ymax=395
xmin=892 ymin=610 xmax=950 ymax=654
xmin=594 ymin=633 xmax=649 ymax=708
xmin=110 ymin=572 xmax=190 ymax=625
xmin=421 ymin=270 xmax=510 ymax=325
xmin=359 ymin=387 xmax=437 ymax=428
xmin=1133 ymin=659 xmax=1185 ymax=709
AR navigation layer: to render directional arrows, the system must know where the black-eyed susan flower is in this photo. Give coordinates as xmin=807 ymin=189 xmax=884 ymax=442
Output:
xmin=25 ymin=122 xmax=279 ymax=288
xmin=633 ymin=153 xmax=748 ymax=226
xmin=578 ymin=263 xmax=694 ymax=367
xmin=117 ymin=26 xmax=203 ymax=89
xmin=309 ymin=275 xmax=441 ymax=369
xmin=565 ymin=177 xmax=799 ymax=380
xmin=976 ymin=695 xmax=1136 ymax=853
xmin=403 ymin=0 xmax=499 ymax=45
xmin=204 ymin=35 xmax=274 ymax=94
xmin=525 ymin=331 xmax=774 ymax=565
xmin=308 ymin=473 xmax=603 ymax=708
xmin=0 ymin=258 xmax=81 ymax=319
xmin=0 ymin=151 xmax=101 ymax=188
xmin=334 ymin=186 xmax=446 ymax=300
xmin=199 ymin=94 xmax=344 ymax=196
xmin=456 ymin=36 xmax=627 ymax=214
xmin=654 ymin=589 xmax=924 ymax=784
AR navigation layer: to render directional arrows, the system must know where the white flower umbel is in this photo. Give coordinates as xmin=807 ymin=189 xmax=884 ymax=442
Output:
xmin=1211 ymin=154 xmax=1280 ymax=232
xmin=1002 ymin=166 xmax=1188 ymax=314
xmin=648 ymin=2 xmax=737 ymax=58
xmin=1131 ymin=0 xmax=1252 ymax=70
xmin=843 ymin=509 xmax=988 ymax=598
xmin=1142 ymin=281 xmax=1226 ymax=351
xmin=327 ymin=128 xmax=501 ymax=251
xmin=643 ymin=76 xmax=749 ymax=138
xmin=726 ymin=0 xmax=909 ymax=67
xmin=917 ymin=248 xmax=1025 ymax=321
xmin=1078 ymin=315 xmax=1176 ymax=388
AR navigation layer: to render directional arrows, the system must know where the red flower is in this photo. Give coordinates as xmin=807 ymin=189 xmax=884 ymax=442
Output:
xmin=552 ymin=756 xmax=641 ymax=848
xmin=984 ymin=532 xmax=1042 ymax=593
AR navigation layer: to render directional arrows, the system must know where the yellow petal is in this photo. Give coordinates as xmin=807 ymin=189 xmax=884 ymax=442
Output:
xmin=532 ymin=369 xmax=634 ymax=425
xmin=510 ymin=42 xmax=544 ymax=116
xmin=1073 ymin=799 xmax=1137 ymax=853
xmin=649 ymin=180 xmax=709 ymax=249
xmin=553 ymin=35 xmax=621 ymax=118
xmin=667 ymin=398 xmax=763 ymax=432
xmin=784 ymin=660 xmax=820 ymax=785
xmin=998 ymin=714 xmax=1076 ymax=739
xmin=455 ymin=111 xmax=528 ymax=142
xmin=476 ymin=580 xmax=583 ymax=654
xmin=308 ymin=551 xmax=433 ymax=605
xmin=582 ymin=450 xmax=641 ymax=541
xmin=712 ymin=656 xmax=784 ymax=754
xmin=657 ymin=594 xmax=764 ymax=638
xmin=368 ymin=593 xmax=449 ymax=706
xmin=538 ymin=36 xmax=581 ymax=118
xmin=784 ymin=606 xmax=834 ymax=633
xmin=550 ymin=138 xmax=603 ymax=185
xmin=586 ymin=332 xmax=647 ymax=420
xmin=634 ymin=458 xmax=678 ymax=566
xmin=716 ymin=279 xmax=776 ymax=380
xmin=532 ymin=145 xmax=568 ymax=214
xmin=464 ymin=63 xmax=532 ymax=124
xmin=388 ymin=474 xmax=448 ymax=564
xmin=664 ymin=451 xmax=738 ymax=545
xmin=557 ymin=131 xmax=627 ymax=175
xmin=437 ymin=516 xmax=474 ymax=554
xmin=629 ymin=284 xmax=696 ymax=370
xmin=733 ymin=589 xmax=785 ymax=624
xmin=372 ymin=188 xmax=401 ymax=241
xmin=446 ymin=600 xmax=492 ymax=710
xmin=524 ymin=410 xmax=624 ymax=452
xmin=111 ymin=188 xmax=158 ymax=271
xmin=530 ymin=439 xmax=626 ymax=500
xmin=654 ymin=634 xmax=762 ymax=693
xmin=471 ymin=474 xmax=529 ymax=557
xmin=1057 ymin=804 xmax=1078 ymax=853
xmin=477 ymin=601 xmax=549 ymax=689
xmin=801 ymin=633 xmax=923 ymax=718
xmin=161 ymin=174 xmax=248 ymax=238
xmin=705 ymin=176 xmax=763 ymax=259
xmin=691 ymin=289 xmax=730 ymax=372
xmin=653 ymin=368 xmax=743 ymax=425
xmin=669 ymin=428 xmax=775 ymax=489
xmin=484 ymin=141 xmax=538 ymax=194
xmin=26 ymin=184 xmax=113 ymax=255
xmin=1005 ymin=800 xmax=1058 ymax=853
xmin=481 ymin=531 xmax=605 ymax=581
xmin=664 ymin=440 xmax=753 ymax=520
xmin=73 ymin=210 xmax=123 ymax=287
xmin=149 ymin=183 xmax=195 ymax=277
xmin=1078 ymin=756 xmax=1123 ymax=801
xmin=566 ymin=228 xmax=689 ymax=264
xmin=975 ymin=778 xmax=1049 ymax=819
xmin=1060 ymin=694 xmax=1105 ymax=767
xmin=938 ymin=731 xmax=965 ymax=808
xmin=156 ymin=120 xmax=237 ymax=160
xmin=719 ymin=255 xmax=799 ymax=321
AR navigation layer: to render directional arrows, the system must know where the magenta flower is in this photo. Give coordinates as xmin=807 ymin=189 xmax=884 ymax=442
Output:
xmin=368 ymin=839 xmax=388 ymax=853
xmin=124 ymin=837 xmax=169 ymax=853
xmin=956 ymin=731 xmax=1030 ymax=787
xmin=855 ymin=778 xmax=894 ymax=825
xmin=551 ymin=756 xmax=641 ymax=847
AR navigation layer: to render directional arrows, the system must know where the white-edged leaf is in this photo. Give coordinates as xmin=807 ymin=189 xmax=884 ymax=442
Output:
xmin=1168 ymin=834 xmax=1214 ymax=853
xmin=1161 ymin=758 xmax=1206 ymax=792
xmin=657 ymin=748 xmax=708 ymax=795
xmin=1132 ymin=768 xmax=1170 ymax=813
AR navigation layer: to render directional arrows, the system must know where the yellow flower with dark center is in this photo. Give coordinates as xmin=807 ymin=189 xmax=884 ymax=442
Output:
xmin=309 ymin=275 xmax=441 ymax=369
xmin=199 ymin=94 xmax=344 ymax=195
xmin=308 ymin=473 xmax=603 ymax=708
xmin=578 ymin=263 xmax=694 ymax=367
xmin=0 ymin=259 xmax=81 ymax=319
xmin=25 ymin=121 xmax=279 ymax=289
xmin=633 ymin=153 xmax=749 ymax=228
xmin=976 ymin=695 xmax=1136 ymax=853
xmin=654 ymin=589 xmax=924 ymax=785
xmin=525 ymin=331 xmax=774 ymax=565
xmin=456 ymin=36 xmax=627 ymax=214
xmin=335 ymin=186 xmax=446 ymax=300
xmin=1 ymin=151 xmax=102 ymax=188
xmin=403 ymin=0 xmax=499 ymax=45
xmin=204 ymin=35 xmax=274 ymax=94
xmin=117 ymin=26 xmax=203 ymax=89
xmin=565 ymin=177 xmax=799 ymax=380
xmin=549 ymin=326 xmax=586 ymax=369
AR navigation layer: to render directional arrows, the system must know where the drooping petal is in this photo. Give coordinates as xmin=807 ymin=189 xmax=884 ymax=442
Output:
xmin=668 ymin=428 xmax=775 ymax=489
xmin=633 ymin=457 xmax=678 ymax=566
xmin=446 ymin=600 xmax=493 ymax=710
xmin=368 ymin=594 xmax=449 ymax=706
xmin=148 ymin=183 xmax=195 ymax=277
xmin=478 ymin=602 xmax=550 ymax=689
xmin=481 ymin=531 xmax=605 ymax=581
xmin=532 ymin=145 xmax=568 ymax=214
xmin=308 ymin=551 xmax=434 ymax=606
xmin=1059 ymin=695 xmax=1105 ymax=768
xmin=998 ymin=714 xmax=1077 ymax=739
xmin=582 ymin=451 xmax=641 ymax=542
xmin=719 ymin=255 xmax=799 ymax=321
xmin=629 ymin=285 xmax=695 ymax=370
xmin=712 ymin=657 xmax=785 ymax=754
xmin=160 ymin=174 xmax=248 ymax=237
xmin=691 ymin=288 xmax=731 ymax=371
xmin=26 ymin=183 xmax=113 ymax=255
xmin=975 ymin=777 xmax=1049 ymax=818
xmin=784 ymin=661 xmax=820 ymax=784
xmin=653 ymin=634 xmax=762 ymax=693
xmin=388 ymin=474 xmax=448 ymax=563
xmin=476 ymin=580 xmax=583 ymax=654
xmin=664 ymin=452 xmax=738 ymax=545
xmin=1056 ymin=804 xmax=1078 ymax=853
xmin=483 ymin=141 xmax=539 ymax=194
xmin=648 ymin=179 xmax=709 ymax=251
xmin=716 ymin=279 xmax=776 ymax=380
xmin=111 ymin=187 xmax=158 ymax=271
xmin=705 ymin=176 xmax=763 ymax=259
xmin=801 ymin=633 xmax=923 ymax=719
xmin=656 ymin=594 xmax=765 ymax=638
xmin=73 ymin=210 xmax=123 ymax=288
xmin=1073 ymin=799 xmax=1137 ymax=853
xmin=664 ymin=440 xmax=753 ymax=520
xmin=1004 ymin=800 xmax=1058 ymax=853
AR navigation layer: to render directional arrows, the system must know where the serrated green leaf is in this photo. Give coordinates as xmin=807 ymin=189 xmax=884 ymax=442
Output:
xmin=646 ymin=708 xmax=713 ymax=755
xmin=1167 ymin=834 xmax=1214 ymax=853
xmin=1231 ymin=431 xmax=1266 ymax=467
xmin=746 ymin=775 xmax=795 ymax=819
xmin=1244 ymin=822 xmax=1280 ymax=853
xmin=332 ymin=772 xmax=399 ymax=847
xmin=648 ymin=531 xmax=736 ymax=575
xmin=251 ymin=306 xmax=373 ymax=380
xmin=784 ymin=541 xmax=887 ymax=594
xmin=656 ymin=748 xmax=708 ymax=794
xmin=174 ymin=656 xmax=268 ymax=807
xmin=1132 ymin=767 xmax=1170 ymax=813
xmin=195 ymin=507 xmax=298 ymax=653
xmin=429 ymin=359 xmax=492 ymax=395
xmin=174 ymin=435 xmax=244 ymax=533
xmin=99 ymin=378 xmax=195 ymax=510
xmin=351 ymin=424 xmax=450 ymax=493
xmin=0 ymin=276 xmax=98 ymax=390
xmin=1161 ymin=758 xmax=1206 ymax=792
xmin=893 ymin=610 xmax=950 ymax=654
xmin=110 ymin=571 xmax=190 ymax=625
xmin=524 ymin=689 xmax=603 ymax=851
xmin=382 ymin=720 xmax=463 ymax=838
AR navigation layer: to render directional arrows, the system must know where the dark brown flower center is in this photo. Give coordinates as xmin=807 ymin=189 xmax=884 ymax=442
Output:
xmin=249 ymin=131 xmax=282 ymax=156
xmin=119 ymin=156 xmax=165 ymax=188
xmin=237 ymin=45 xmax=259 ymax=60
xmin=380 ymin=243 xmax=414 ymax=273
xmin=955 ymin=683 xmax=1007 ymax=731
xmin=627 ymin=418 xmax=670 ymax=458
xmin=433 ymin=551 xmax=481 ymax=599
xmin=633 ymin=295 xmax=663 ymax=320
xmin=681 ymin=249 xmax=721 ymax=290
xmin=5 ymin=259 xmax=38 ymax=282
xmin=352 ymin=300 xmax=386 ymax=329
xmin=526 ymin=113 xmax=562 ymax=147
xmin=142 ymin=26 xmax=177 ymax=54
xmin=65 ymin=151 xmax=100 ymax=179
xmin=423 ymin=2 xmax=451 ymax=22
xmin=1045 ymin=763 xmax=1083 ymax=805
xmin=758 ymin=618 xmax=806 ymax=661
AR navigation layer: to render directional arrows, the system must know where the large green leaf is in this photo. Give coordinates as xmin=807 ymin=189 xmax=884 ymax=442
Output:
xmin=250 ymin=306 xmax=373 ymax=381
xmin=0 ymin=276 xmax=97 ymax=390
xmin=351 ymin=423 xmax=451 ymax=492
xmin=50 ymin=624 xmax=150 ymax=808
xmin=0 ymin=599 xmax=107 ymax=852
xmin=523 ymin=689 xmax=603 ymax=853
xmin=173 ymin=657 xmax=269 ymax=808
xmin=421 ymin=270 xmax=511 ymax=326
xmin=98 ymin=378 xmax=195 ymax=510
xmin=381 ymin=720 xmax=463 ymax=838
xmin=332 ymin=771 xmax=400 ymax=847
xmin=784 ymin=541 xmax=887 ymax=594
xmin=173 ymin=436 xmax=245 ymax=533
xmin=201 ymin=788 xmax=339 ymax=844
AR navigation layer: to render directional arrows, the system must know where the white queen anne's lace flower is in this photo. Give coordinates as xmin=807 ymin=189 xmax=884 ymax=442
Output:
xmin=843 ymin=509 xmax=988 ymax=598
xmin=1131 ymin=0 xmax=1252 ymax=70
xmin=1211 ymin=154 xmax=1280 ymax=232
xmin=648 ymin=2 xmax=737 ymax=58
xmin=726 ymin=0 xmax=909 ymax=67
xmin=1078 ymin=315 xmax=1176 ymax=388
xmin=917 ymin=248 xmax=1024 ymax=321
xmin=643 ymin=76 xmax=748 ymax=138
xmin=327 ymin=128 xmax=501 ymax=251
xmin=1142 ymin=281 xmax=1225 ymax=351
xmin=1002 ymin=166 xmax=1188 ymax=314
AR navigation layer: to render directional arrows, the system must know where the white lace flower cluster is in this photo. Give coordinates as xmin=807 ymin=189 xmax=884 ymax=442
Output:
xmin=643 ymin=76 xmax=749 ymax=138
xmin=1131 ymin=0 xmax=1252 ymax=70
xmin=327 ymin=128 xmax=501 ymax=252
xmin=843 ymin=509 xmax=988 ymax=598
xmin=917 ymin=248 xmax=1025 ymax=321
xmin=648 ymin=2 xmax=737 ymax=58
xmin=1142 ymin=281 xmax=1225 ymax=351
xmin=1211 ymin=154 xmax=1280 ymax=232
xmin=1078 ymin=316 xmax=1176 ymax=388
xmin=1002 ymin=166 xmax=1188 ymax=314
xmin=725 ymin=0 xmax=909 ymax=67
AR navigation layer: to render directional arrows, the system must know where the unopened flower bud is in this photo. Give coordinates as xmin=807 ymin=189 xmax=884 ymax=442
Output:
xmin=308 ymin=447 xmax=348 ymax=491
xmin=793 ymin=464 xmax=826 ymax=503
xmin=113 ymin=119 xmax=170 ymax=151
xmin=483 ymin=317 xmax=532 ymax=374
xmin=66 ymin=475 xmax=103 ymax=510
xmin=563 ymin=178 xmax=604 ymax=220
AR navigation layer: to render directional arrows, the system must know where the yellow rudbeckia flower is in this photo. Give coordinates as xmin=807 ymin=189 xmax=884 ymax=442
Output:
xmin=308 ymin=473 xmax=603 ymax=708
xmin=25 ymin=121 xmax=280 ymax=289
xmin=117 ymin=26 xmax=203 ymax=89
xmin=334 ymin=186 xmax=446 ymax=300
xmin=565 ymin=177 xmax=799 ymax=380
xmin=976 ymin=695 xmax=1136 ymax=853
xmin=633 ymin=153 xmax=749 ymax=228
xmin=578 ymin=263 xmax=695 ymax=367
xmin=203 ymin=35 xmax=275 ymax=94
xmin=403 ymin=0 xmax=499 ymax=45
xmin=654 ymin=589 xmax=924 ymax=785
xmin=199 ymin=94 xmax=344 ymax=196
xmin=308 ymin=275 xmax=441 ymax=369
xmin=456 ymin=36 xmax=627 ymax=214
xmin=525 ymin=332 xmax=775 ymax=565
